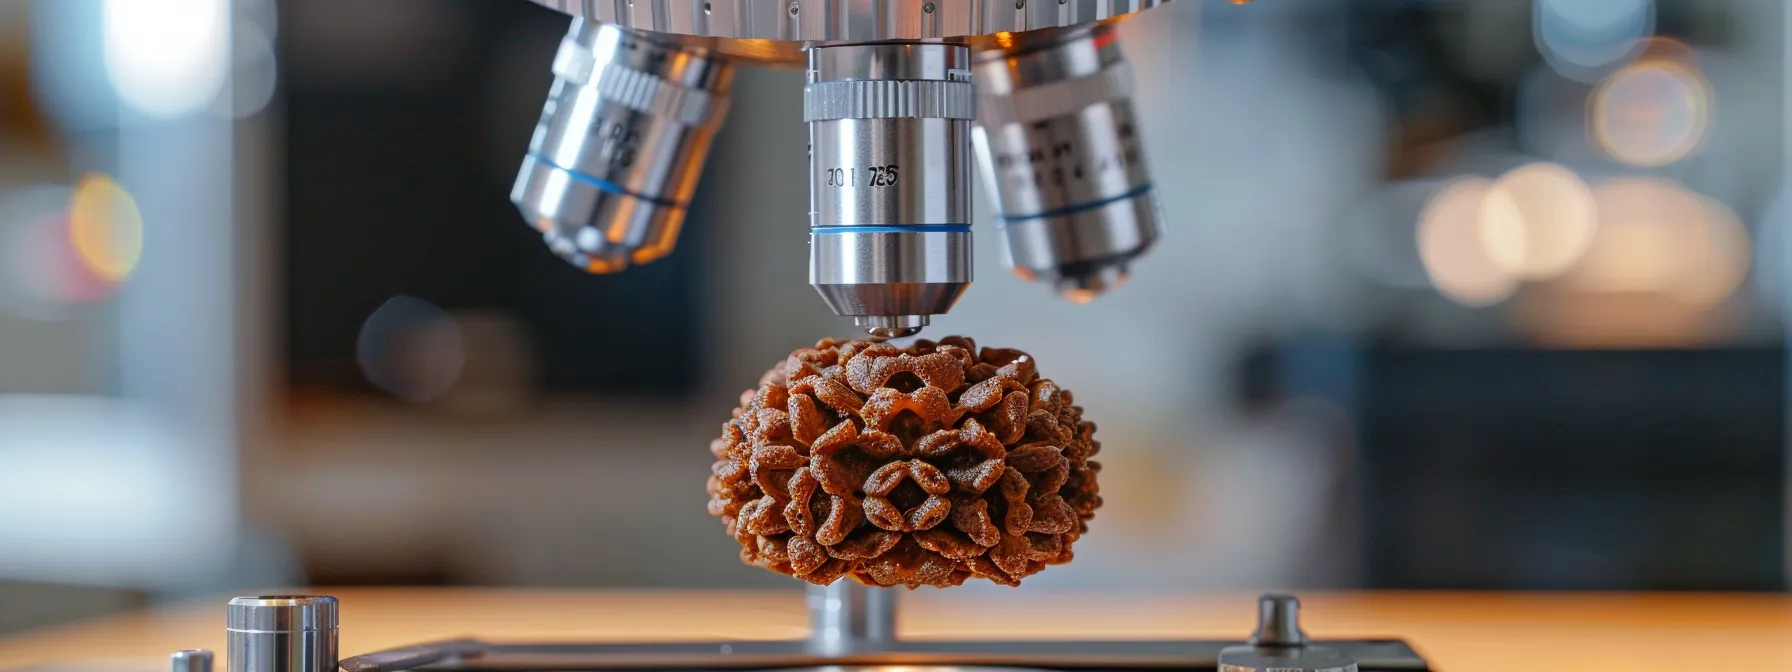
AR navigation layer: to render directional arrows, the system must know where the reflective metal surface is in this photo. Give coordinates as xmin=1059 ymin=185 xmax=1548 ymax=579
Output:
xmin=807 ymin=43 xmax=975 ymax=337
xmin=810 ymin=230 xmax=971 ymax=337
xmin=972 ymin=24 xmax=1161 ymax=301
xmin=1217 ymin=595 xmax=1360 ymax=672
xmin=171 ymin=649 xmax=214 ymax=672
xmin=524 ymin=0 xmax=1167 ymax=63
xmin=1219 ymin=649 xmax=1360 ymax=672
xmin=805 ymin=582 xmax=896 ymax=656
xmin=226 ymin=596 xmax=339 ymax=672
xmin=513 ymin=19 xmax=734 ymax=273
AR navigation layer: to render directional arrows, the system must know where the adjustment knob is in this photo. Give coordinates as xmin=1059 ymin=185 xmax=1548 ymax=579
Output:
xmin=1250 ymin=593 xmax=1308 ymax=647
xmin=171 ymin=649 xmax=213 ymax=672
xmin=227 ymin=596 xmax=339 ymax=672
xmin=1218 ymin=594 xmax=1358 ymax=672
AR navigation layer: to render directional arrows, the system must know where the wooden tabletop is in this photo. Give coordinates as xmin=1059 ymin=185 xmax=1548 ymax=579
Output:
xmin=2 ymin=589 xmax=1790 ymax=672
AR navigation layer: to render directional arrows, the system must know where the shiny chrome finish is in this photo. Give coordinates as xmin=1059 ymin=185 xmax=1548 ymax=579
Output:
xmin=513 ymin=19 xmax=734 ymax=273
xmin=172 ymin=649 xmax=214 ymax=672
xmin=1217 ymin=595 xmax=1360 ymax=672
xmin=805 ymin=582 xmax=896 ymax=656
xmin=524 ymin=0 xmax=1168 ymax=63
xmin=227 ymin=596 xmax=339 ymax=672
xmin=810 ymin=230 xmax=971 ymax=335
xmin=860 ymin=315 xmax=929 ymax=339
xmin=806 ymin=43 xmax=975 ymax=338
xmin=972 ymin=24 xmax=1161 ymax=302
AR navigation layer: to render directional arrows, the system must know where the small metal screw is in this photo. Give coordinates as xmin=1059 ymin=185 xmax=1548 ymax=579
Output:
xmin=922 ymin=1 xmax=935 ymax=11
xmin=1059 ymin=0 xmax=1068 ymax=5
xmin=1015 ymin=0 xmax=1025 ymax=8
xmin=788 ymin=2 xmax=799 ymax=15
xmin=703 ymin=2 xmax=711 ymax=13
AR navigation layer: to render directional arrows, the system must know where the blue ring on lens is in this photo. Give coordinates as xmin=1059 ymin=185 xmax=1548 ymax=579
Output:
xmin=528 ymin=153 xmax=685 ymax=209
xmin=995 ymin=183 xmax=1155 ymax=225
xmin=810 ymin=224 xmax=973 ymax=234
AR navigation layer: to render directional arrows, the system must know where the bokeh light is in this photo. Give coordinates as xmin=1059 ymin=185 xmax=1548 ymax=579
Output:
xmin=357 ymin=296 xmax=467 ymax=404
xmin=1590 ymin=59 xmax=1711 ymax=167
xmin=1632 ymin=36 xmax=1698 ymax=68
xmin=68 ymin=173 xmax=144 ymax=283
xmin=17 ymin=214 xmax=115 ymax=306
xmin=1560 ymin=178 xmax=1698 ymax=293
xmin=1534 ymin=0 xmax=1653 ymax=83
xmin=230 ymin=22 xmax=279 ymax=118
xmin=102 ymin=0 xmax=231 ymax=118
xmin=0 ymin=185 xmax=118 ymax=319
xmin=1671 ymin=194 xmax=1749 ymax=307
xmin=1418 ymin=177 xmax=1518 ymax=307
xmin=1478 ymin=162 xmax=1598 ymax=280
xmin=1558 ymin=178 xmax=1747 ymax=307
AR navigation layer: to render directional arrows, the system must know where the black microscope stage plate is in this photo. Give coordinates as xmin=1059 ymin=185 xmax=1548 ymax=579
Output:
xmin=340 ymin=638 xmax=1430 ymax=672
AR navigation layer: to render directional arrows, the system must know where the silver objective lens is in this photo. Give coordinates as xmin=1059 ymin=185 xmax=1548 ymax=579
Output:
xmin=806 ymin=43 xmax=976 ymax=339
xmin=227 ymin=596 xmax=339 ymax=672
xmin=972 ymin=25 xmax=1161 ymax=302
xmin=513 ymin=19 xmax=733 ymax=273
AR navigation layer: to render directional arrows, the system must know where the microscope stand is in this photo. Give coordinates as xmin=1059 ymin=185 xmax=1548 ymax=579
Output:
xmin=332 ymin=585 xmax=1431 ymax=672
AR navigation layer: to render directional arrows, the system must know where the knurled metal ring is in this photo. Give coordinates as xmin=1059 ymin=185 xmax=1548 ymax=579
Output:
xmin=975 ymin=60 xmax=1133 ymax=127
xmin=552 ymin=37 xmax=725 ymax=125
xmin=804 ymin=80 xmax=977 ymax=121
xmin=529 ymin=0 xmax=1166 ymax=45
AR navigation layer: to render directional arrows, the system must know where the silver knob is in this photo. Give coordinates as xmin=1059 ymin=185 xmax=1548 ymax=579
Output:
xmin=1250 ymin=593 xmax=1308 ymax=647
xmin=227 ymin=596 xmax=339 ymax=672
xmin=1218 ymin=593 xmax=1357 ymax=672
xmin=172 ymin=649 xmax=214 ymax=672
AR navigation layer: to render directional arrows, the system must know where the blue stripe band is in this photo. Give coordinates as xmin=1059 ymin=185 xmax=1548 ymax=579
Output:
xmin=529 ymin=153 xmax=685 ymax=209
xmin=811 ymin=224 xmax=972 ymax=234
xmin=996 ymin=183 xmax=1155 ymax=224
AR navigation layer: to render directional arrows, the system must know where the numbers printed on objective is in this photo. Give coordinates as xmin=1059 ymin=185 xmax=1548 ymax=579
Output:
xmin=825 ymin=165 xmax=901 ymax=188
xmin=588 ymin=119 xmax=640 ymax=169
xmin=990 ymin=120 xmax=1143 ymax=193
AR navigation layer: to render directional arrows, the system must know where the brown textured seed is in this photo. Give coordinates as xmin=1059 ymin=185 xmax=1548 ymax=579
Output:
xmin=707 ymin=336 xmax=1102 ymax=588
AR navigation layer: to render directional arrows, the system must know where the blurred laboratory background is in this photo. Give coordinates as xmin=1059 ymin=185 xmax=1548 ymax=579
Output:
xmin=0 ymin=0 xmax=1787 ymax=635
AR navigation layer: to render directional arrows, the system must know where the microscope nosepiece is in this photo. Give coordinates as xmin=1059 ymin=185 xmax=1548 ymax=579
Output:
xmin=972 ymin=25 xmax=1162 ymax=301
xmin=513 ymin=19 xmax=732 ymax=273
xmin=806 ymin=43 xmax=976 ymax=338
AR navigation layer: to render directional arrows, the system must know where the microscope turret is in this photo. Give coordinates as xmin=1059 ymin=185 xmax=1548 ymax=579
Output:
xmin=510 ymin=0 xmax=1172 ymax=337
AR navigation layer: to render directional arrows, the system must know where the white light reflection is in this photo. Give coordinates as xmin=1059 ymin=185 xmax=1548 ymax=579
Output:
xmin=0 ymin=395 xmax=233 ymax=587
xmin=103 ymin=0 xmax=230 ymax=118
xmin=1479 ymin=162 xmax=1598 ymax=280
xmin=1418 ymin=177 xmax=1518 ymax=307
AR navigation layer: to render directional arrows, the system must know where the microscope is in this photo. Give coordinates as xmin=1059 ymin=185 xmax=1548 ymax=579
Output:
xmin=154 ymin=2 xmax=1432 ymax=671
xmin=510 ymin=0 xmax=1163 ymax=337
